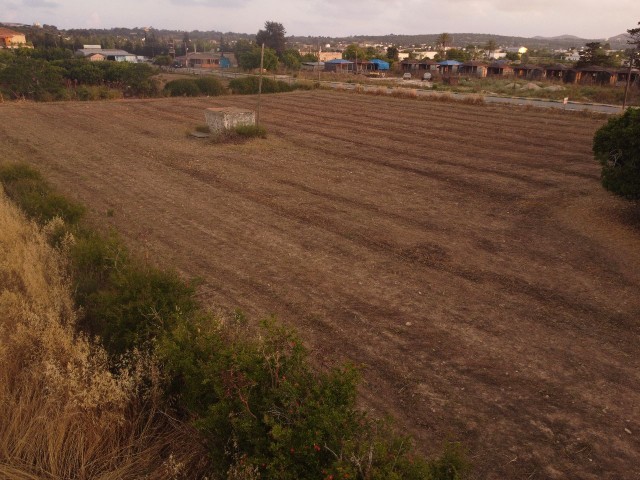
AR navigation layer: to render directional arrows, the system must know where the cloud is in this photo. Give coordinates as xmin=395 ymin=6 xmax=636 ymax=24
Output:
xmin=169 ymin=0 xmax=251 ymax=7
xmin=23 ymin=0 xmax=59 ymax=7
xmin=440 ymin=0 xmax=555 ymax=11
xmin=86 ymin=11 xmax=102 ymax=28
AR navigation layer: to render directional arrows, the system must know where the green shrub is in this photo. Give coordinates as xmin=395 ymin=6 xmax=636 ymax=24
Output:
xmin=159 ymin=315 xmax=435 ymax=479
xmin=234 ymin=124 xmax=267 ymax=138
xmin=0 ymin=163 xmax=85 ymax=225
xmin=210 ymin=124 xmax=267 ymax=144
xmin=78 ymin=255 xmax=200 ymax=354
xmin=76 ymin=85 xmax=98 ymax=101
xmin=428 ymin=442 xmax=470 ymax=480
xmin=164 ymin=77 xmax=225 ymax=97
xmin=593 ymin=108 xmax=640 ymax=199
xmin=164 ymin=78 xmax=201 ymax=97
xmin=194 ymin=76 xmax=226 ymax=96
xmin=0 ymin=57 xmax=66 ymax=100
xmin=228 ymin=76 xmax=296 ymax=95
xmin=75 ymin=85 xmax=122 ymax=101
xmin=68 ymin=62 xmax=104 ymax=85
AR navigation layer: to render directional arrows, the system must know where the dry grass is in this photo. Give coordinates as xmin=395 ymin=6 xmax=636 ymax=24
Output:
xmin=0 ymin=189 xmax=209 ymax=479
xmin=345 ymin=83 xmax=485 ymax=104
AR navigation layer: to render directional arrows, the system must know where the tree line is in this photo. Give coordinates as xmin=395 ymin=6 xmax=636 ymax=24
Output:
xmin=0 ymin=48 xmax=158 ymax=101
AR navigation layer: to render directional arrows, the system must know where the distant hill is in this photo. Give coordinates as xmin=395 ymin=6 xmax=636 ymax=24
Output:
xmin=0 ymin=23 xmax=631 ymax=51
xmin=606 ymin=33 xmax=632 ymax=45
xmin=290 ymin=32 xmax=630 ymax=50
xmin=533 ymin=34 xmax=581 ymax=40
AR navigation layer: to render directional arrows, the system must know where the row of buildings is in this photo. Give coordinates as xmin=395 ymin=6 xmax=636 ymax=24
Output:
xmin=399 ymin=59 xmax=640 ymax=86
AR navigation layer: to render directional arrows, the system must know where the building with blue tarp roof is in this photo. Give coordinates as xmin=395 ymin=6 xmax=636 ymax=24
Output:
xmin=369 ymin=59 xmax=390 ymax=71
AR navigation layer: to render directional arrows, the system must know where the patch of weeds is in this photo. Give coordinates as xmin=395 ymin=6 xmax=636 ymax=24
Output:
xmin=235 ymin=124 xmax=267 ymax=138
xmin=0 ymin=163 xmax=85 ymax=225
xmin=429 ymin=441 xmax=470 ymax=480
xmin=210 ymin=124 xmax=267 ymax=144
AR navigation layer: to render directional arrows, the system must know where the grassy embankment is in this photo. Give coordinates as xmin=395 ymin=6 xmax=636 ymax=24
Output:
xmin=0 ymin=175 xmax=206 ymax=478
xmin=0 ymin=163 xmax=468 ymax=479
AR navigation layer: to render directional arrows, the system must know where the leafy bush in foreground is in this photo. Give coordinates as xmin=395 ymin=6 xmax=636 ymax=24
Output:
xmin=593 ymin=108 xmax=640 ymax=199
xmin=160 ymin=315 xmax=434 ymax=479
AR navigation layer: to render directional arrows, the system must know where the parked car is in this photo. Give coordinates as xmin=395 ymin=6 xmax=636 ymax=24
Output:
xmin=422 ymin=72 xmax=432 ymax=81
xmin=402 ymin=73 xmax=412 ymax=80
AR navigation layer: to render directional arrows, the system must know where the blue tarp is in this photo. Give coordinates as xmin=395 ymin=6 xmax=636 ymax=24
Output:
xmin=370 ymin=58 xmax=390 ymax=70
xmin=438 ymin=60 xmax=463 ymax=66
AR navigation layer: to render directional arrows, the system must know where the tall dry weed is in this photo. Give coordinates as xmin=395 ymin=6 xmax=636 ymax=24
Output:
xmin=0 ymin=189 xmax=209 ymax=479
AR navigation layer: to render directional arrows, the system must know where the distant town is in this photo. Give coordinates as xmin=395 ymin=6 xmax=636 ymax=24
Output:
xmin=1 ymin=21 xmax=638 ymax=102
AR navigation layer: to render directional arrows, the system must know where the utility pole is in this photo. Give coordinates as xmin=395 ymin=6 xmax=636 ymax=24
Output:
xmin=317 ymin=40 xmax=321 ymax=83
xmin=622 ymin=50 xmax=637 ymax=111
xmin=355 ymin=47 xmax=358 ymax=75
xmin=257 ymin=43 xmax=265 ymax=126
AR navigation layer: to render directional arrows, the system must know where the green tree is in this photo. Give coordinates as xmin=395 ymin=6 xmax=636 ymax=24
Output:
xmin=577 ymin=42 xmax=615 ymax=68
xmin=484 ymin=39 xmax=497 ymax=59
xmin=342 ymin=43 xmax=367 ymax=61
xmin=465 ymin=44 xmax=480 ymax=60
xmin=234 ymin=39 xmax=255 ymax=57
xmin=281 ymin=48 xmax=302 ymax=70
xmin=238 ymin=46 xmax=278 ymax=71
xmin=593 ymin=108 xmax=640 ymax=199
xmin=153 ymin=55 xmax=172 ymax=69
xmin=505 ymin=51 xmax=519 ymax=61
xmin=182 ymin=31 xmax=192 ymax=55
xmin=256 ymin=21 xmax=286 ymax=57
xmin=386 ymin=45 xmax=399 ymax=61
xmin=437 ymin=32 xmax=452 ymax=53
xmin=446 ymin=48 xmax=470 ymax=62
xmin=628 ymin=21 xmax=640 ymax=68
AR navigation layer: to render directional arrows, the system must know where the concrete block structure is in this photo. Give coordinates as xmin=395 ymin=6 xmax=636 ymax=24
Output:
xmin=204 ymin=107 xmax=255 ymax=133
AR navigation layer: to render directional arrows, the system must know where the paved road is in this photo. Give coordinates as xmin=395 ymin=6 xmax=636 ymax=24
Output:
xmin=205 ymin=69 xmax=625 ymax=115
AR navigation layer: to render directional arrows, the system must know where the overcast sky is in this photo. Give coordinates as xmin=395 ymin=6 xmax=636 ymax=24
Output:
xmin=2 ymin=0 xmax=638 ymax=39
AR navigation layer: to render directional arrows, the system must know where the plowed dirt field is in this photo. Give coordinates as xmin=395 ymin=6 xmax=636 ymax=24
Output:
xmin=1 ymin=91 xmax=639 ymax=479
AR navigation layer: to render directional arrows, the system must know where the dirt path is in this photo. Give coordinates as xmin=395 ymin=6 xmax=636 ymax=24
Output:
xmin=1 ymin=91 xmax=638 ymax=479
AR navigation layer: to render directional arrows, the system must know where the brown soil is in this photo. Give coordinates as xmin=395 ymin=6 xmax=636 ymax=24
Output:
xmin=1 ymin=91 xmax=638 ymax=479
